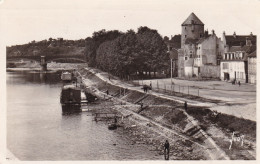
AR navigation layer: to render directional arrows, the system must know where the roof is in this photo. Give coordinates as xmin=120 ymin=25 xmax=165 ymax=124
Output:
xmin=185 ymin=38 xmax=198 ymax=44
xmin=182 ymin=12 xmax=204 ymax=26
xmin=227 ymin=45 xmax=256 ymax=53
xmin=196 ymin=35 xmax=212 ymax=44
xmin=229 ymin=46 xmax=243 ymax=52
xmin=248 ymin=51 xmax=256 ymax=58
xmin=225 ymin=35 xmax=256 ymax=47
xmin=241 ymin=45 xmax=256 ymax=54
xmin=165 ymin=35 xmax=181 ymax=49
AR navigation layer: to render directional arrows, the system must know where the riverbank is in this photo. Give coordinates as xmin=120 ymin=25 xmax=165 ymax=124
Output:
xmin=6 ymin=62 xmax=87 ymax=72
xmin=77 ymin=66 xmax=256 ymax=160
xmin=6 ymin=65 xmax=256 ymax=160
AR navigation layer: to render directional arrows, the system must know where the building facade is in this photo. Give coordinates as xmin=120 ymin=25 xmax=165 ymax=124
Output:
xmin=248 ymin=51 xmax=256 ymax=84
xmin=220 ymin=32 xmax=256 ymax=83
xmin=178 ymin=13 xmax=224 ymax=78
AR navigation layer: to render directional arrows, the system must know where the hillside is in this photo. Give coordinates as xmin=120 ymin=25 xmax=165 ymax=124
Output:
xmin=6 ymin=38 xmax=86 ymax=60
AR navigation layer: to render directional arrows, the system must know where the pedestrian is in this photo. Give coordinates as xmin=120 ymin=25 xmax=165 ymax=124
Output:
xmin=238 ymin=81 xmax=241 ymax=86
xmin=164 ymin=140 xmax=170 ymax=160
xmin=106 ymin=90 xmax=109 ymax=95
xmin=150 ymin=81 xmax=152 ymax=89
xmin=114 ymin=116 xmax=117 ymax=124
xmin=184 ymin=101 xmax=187 ymax=111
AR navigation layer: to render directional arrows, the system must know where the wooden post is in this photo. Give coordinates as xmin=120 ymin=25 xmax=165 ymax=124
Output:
xmin=170 ymin=59 xmax=173 ymax=85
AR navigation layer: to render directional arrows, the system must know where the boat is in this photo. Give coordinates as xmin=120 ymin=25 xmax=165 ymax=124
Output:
xmin=60 ymin=71 xmax=82 ymax=114
xmin=108 ymin=123 xmax=117 ymax=130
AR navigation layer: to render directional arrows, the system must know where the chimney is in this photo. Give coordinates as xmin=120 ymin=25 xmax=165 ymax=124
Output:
xmin=250 ymin=32 xmax=253 ymax=37
xmin=205 ymin=30 xmax=208 ymax=37
xmin=246 ymin=37 xmax=252 ymax=46
xmin=233 ymin=32 xmax=236 ymax=38
xmin=212 ymin=30 xmax=215 ymax=35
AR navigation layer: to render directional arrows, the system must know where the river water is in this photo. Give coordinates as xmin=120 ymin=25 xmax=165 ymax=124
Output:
xmin=7 ymin=70 xmax=159 ymax=160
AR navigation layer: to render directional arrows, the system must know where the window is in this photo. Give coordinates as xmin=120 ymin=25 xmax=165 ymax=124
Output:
xmin=185 ymin=57 xmax=188 ymax=60
xmin=189 ymin=51 xmax=193 ymax=58
xmin=185 ymin=35 xmax=187 ymax=38
xmin=216 ymin=44 xmax=219 ymax=48
xmin=217 ymin=59 xmax=220 ymax=65
xmin=223 ymin=63 xmax=229 ymax=69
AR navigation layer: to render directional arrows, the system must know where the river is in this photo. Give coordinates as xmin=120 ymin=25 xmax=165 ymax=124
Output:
xmin=7 ymin=70 xmax=160 ymax=160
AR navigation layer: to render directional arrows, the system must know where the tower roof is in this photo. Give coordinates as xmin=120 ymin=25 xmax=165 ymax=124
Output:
xmin=182 ymin=12 xmax=204 ymax=26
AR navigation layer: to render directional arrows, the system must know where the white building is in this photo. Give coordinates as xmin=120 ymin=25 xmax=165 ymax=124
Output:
xmin=220 ymin=45 xmax=256 ymax=83
xmin=248 ymin=51 xmax=256 ymax=84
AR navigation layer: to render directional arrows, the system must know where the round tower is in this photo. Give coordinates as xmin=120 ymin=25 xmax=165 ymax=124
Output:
xmin=181 ymin=13 xmax=204 ymax=48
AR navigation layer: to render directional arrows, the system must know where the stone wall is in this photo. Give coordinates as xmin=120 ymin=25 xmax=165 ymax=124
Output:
xmin=200 ymin=65 xmax=220 ymax=78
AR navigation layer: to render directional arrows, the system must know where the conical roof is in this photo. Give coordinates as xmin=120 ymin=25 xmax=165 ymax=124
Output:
xmin=182 ymin=12 xmax=204 ymax=26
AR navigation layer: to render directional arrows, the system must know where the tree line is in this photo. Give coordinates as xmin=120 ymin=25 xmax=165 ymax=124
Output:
xmin=85 ymin=26 xmax=169 ymax=79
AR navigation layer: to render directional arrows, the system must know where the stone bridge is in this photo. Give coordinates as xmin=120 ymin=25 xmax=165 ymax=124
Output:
xmin=7 ymin=56 xmax=86 ymax=71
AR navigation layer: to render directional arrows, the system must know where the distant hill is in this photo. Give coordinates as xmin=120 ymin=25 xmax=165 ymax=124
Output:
xmin=6 ymin=38 xmax=86 ymax=61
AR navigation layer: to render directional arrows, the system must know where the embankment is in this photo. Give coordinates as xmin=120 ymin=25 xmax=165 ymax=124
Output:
xmin=78 ymin=67 xmax=256 ymax=160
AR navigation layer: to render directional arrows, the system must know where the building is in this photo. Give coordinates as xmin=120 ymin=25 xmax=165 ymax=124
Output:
xmin=222 ymin=32 xmax=256 ymax=52
xmin=220 ymin=42 xmax=256 ymax=83
xmin=178 ymin=13 xmax=224 ymax=78
xmin=165 ymin=35 xmax=181 ymax=77
xmin=220 ymin=32 xmax=256 ymax=83
xmin=247 ymin=51 xmax=256 ymax=84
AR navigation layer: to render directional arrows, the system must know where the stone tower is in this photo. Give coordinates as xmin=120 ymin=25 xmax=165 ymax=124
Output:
xmin=181 ymin=12 xmax=204 ymax=48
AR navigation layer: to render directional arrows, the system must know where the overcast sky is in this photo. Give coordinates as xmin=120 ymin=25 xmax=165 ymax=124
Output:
xmin=0 ymin=0 xmax=259 ymax=46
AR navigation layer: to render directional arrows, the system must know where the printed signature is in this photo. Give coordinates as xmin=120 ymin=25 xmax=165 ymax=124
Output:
xmin=229 ymin=131 xmax=244 ymax=150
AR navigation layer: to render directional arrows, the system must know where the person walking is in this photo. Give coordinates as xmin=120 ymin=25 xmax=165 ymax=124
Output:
xmin=164 ymin=140 xmax=170 ymax=160
xmin=114 ymin=116 xmax=117 ymax=124
xmin=238 ymin=81 xmax=241 ymax=87
xmin=184 ymin=101 xmax=187 ymax=111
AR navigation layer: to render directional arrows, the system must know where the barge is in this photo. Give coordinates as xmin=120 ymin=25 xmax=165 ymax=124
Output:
xmin=60 ymin=71 xmax=82 ymax=114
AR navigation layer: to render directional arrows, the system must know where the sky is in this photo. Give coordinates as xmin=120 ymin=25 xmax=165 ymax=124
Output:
xmin=0 ymin=0 xmax=260 ymax=46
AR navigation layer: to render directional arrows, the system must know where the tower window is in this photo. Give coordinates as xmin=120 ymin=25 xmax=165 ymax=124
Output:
xmin=189 ymin=51 xmax=193 ymax=58
xmin=185 ymin=57 xmax=188 ymax=60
